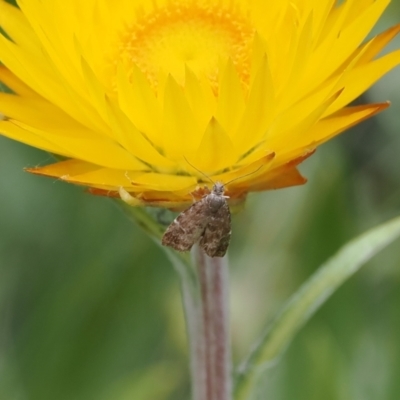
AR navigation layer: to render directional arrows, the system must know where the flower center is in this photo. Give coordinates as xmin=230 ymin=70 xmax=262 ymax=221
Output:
xmin=117 ymin=1 xmax=254 ymax=91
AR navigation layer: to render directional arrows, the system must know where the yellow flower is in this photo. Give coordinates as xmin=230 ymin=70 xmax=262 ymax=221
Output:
xmin=0 ymin=0 xmax=399 ymax=209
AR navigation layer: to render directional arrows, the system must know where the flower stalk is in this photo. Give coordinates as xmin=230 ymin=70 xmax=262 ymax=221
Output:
xmin=193 ymin=245 xmax=232 ymax=400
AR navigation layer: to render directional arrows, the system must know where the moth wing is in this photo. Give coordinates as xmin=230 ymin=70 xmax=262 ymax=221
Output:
xmin=162 ymin=200 xmax=209 ymax=252
xmin=200 ymin=202 xmax=231 ymax=257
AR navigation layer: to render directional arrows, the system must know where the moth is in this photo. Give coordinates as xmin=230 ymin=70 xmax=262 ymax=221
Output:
xmin=161 ymin=182 xmax=231 ymax=258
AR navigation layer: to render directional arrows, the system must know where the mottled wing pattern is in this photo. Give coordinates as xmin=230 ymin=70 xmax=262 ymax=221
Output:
xmin=199 ymin=202 xmax=231 ymax=257
xmin=162 ymin=199 xmax=210 ymax=252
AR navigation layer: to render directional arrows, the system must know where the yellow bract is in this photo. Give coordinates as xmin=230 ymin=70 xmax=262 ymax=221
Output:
xmin=0 ymin=0 xmax=399 ymax=208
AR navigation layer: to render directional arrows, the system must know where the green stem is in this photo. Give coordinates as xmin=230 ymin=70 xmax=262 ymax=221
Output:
xmin=119 ymin=202 xmax=165 ymax=240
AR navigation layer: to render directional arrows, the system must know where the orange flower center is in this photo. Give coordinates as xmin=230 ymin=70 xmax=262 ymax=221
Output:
xmin=116 ymin=2 xmax=254 ymax=92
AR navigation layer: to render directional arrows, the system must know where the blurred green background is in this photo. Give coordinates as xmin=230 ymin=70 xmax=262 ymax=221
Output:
xmin=1 ymin=1 xmax=400 ymax=399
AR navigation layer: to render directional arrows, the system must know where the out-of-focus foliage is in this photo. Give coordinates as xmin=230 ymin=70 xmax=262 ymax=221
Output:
xmin=1 ymin=2 xmax=400 ymax=400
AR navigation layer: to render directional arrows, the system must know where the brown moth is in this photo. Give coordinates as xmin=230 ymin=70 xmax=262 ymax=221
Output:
xmin=161 ymin=182 xmax=231 ymax=258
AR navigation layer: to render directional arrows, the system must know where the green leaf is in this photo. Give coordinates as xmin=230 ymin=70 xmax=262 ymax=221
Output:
xmin=234 ymin=215 xmax=400 ymax=400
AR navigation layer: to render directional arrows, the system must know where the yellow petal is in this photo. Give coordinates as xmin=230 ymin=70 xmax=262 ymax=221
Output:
xmin=0 ymin=66 xmax=38 ymax=96
xmin=268 ymin=89 xmax=344 ymax=150
xmin=352 ymin=24 xmax=400 ymax=67
xmin=312 ymin=102 xmax=390 ymax=147
xmin=326 ymin=50 xmax=400 ymax=114
xmin=234 ymin=54 xmax=274 ymax=151
xmin=248 ymin=166 xmax=307 ymax=192
xmin=241 ymin=151 xmax=315 ymax=191
xmin=104 ymin=96 xmax=177 ymax=169
xmin=162 ymin=75 xmax=202 ymax=159
xmin=190 ymin=117 xmax=239 ymax=173
xmin=0 ymin=35 xmax=109 ymax=134
xmin=184 ymin=66 xmax=215 ymax=132
xmin=0 ymin=0 xmax=39 ymax=52
xmin=215 ymin=60 xmax=246 ymax=134
xmin=215 ymin=152 xmax=276 ymax=191
xmin=116 ymin=62 xmax=162 ymax=144
xmin=0 ymin=93 xmax=86 ymax=129
xmin=129 ymin=172 xmax=197 ymax=192
xmin=0 ymin=120 xmax=68 ymax=155
xmin=10 ymin=120 xmax=145 ymax=170
xmin=26 ymin=159 xmax=102 ymax=179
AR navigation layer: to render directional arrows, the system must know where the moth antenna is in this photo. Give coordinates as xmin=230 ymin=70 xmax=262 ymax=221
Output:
xmin=224 ymin=165 xmax=265 ymax=186
xmin=184 ymin=156 xmax=215 ymax=185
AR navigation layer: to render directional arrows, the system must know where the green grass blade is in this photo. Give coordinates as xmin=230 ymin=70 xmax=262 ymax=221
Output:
xmin=234 ymin=215 xmax=400 ymax=400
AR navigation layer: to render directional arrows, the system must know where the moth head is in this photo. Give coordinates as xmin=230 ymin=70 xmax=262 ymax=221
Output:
xmin=212 ymin=182 xmax=225 ymax=196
